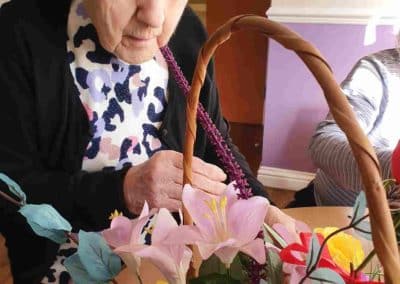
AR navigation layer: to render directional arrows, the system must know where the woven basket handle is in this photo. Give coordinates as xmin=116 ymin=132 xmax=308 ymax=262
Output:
xmin=183 ymin=15 xmax=400 ymax=282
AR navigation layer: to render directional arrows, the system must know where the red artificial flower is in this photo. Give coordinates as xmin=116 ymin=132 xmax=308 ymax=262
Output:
xmin=392 ymin=141 xmax=400 ymax=182
xmin=279 ymin=232 xmax=383 ymax=284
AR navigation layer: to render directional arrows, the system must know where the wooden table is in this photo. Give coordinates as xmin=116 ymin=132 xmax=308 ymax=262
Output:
xmin=116 ymin=206 xmax=375 ymax=283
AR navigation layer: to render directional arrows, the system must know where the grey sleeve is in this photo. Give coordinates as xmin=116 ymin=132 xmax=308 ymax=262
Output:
xmin=309 ymin=57 xmax=392 ymax=191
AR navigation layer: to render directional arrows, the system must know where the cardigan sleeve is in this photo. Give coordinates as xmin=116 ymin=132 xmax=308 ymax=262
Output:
xmin=0 ymin=3 xmax=132 ymax=233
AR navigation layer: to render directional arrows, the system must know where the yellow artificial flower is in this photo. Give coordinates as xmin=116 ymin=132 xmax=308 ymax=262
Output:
xmin=314 ymin=227 xmax=364 ymax=273
xmin=108 ymin=209 xmax=123 ymax=220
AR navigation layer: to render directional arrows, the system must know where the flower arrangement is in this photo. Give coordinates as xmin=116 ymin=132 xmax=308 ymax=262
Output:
xmin=2 ymin=14 xmax=400 ymax=284
xmin=2 ymin=172 xmax=400 ymax=283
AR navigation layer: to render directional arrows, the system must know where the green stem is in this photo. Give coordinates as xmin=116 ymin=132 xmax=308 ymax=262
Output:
xmin=354 ymin=213 xmax=400 ymax=274
xmin=299 ymin=214 xmax=369 ymax=284
xmin=355 ymin=249 xmax=376 ymax=274
xmin=227 ymin=266 xmax=231 ymax=280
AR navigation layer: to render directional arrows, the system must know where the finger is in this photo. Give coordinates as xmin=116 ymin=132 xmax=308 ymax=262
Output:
xmin=191 ymin=156 xmax=227 ymax=181
xmin=160 ymin=198 xmax=182 ymax=213
xmin=169 ymin=152 xmax=227 ymax=182
xmin=192 ymin=172 xmax=226 ymax=195
xmin=165 ymin=183 xmax=183 ymax=200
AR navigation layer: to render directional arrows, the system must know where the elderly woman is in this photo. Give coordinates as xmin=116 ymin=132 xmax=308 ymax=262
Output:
xmin=0 ymin=0 xmax=294 ymax=282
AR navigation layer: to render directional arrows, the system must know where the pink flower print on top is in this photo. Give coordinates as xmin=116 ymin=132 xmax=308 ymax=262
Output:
xmin=154 ymin=50 xmax=169 ymax=72
xmin=116 ymin=136 xmax=142 ymax=170
xmin=131 ymin=73 xmax=146 ymax=89
xmin=100 ymin=137 xmax=120 ymax=160
xmin=83 ymin=103 xmax=94 ymax=121
xmin=151 ymin=139 xmax=162 ymax=151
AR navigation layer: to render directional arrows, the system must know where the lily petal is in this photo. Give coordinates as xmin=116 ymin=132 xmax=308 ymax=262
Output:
xmin=240 ymin=238 xmax=266 ymax=264
xmin=130 ymin=214 xmax=152 ymax=244
xmin=182 ymin=184 xmax=216 ymax=239
xmin=180 ymin=247 xmax=193 ymax=278
xmin=163 ymin=225 xmax=202 ymax=245
xmin=225 ymin=182 xmax=239 ymax=211
xmin=136 ymin=245 xmax=187 ymax=284
xmin=152 ymin=208 xmax=178 ymax=244
xmin=273 ymin=223 xmax=296 ymax=245
xmin=214 ymin=246 xmax=240 ymax=266
xmin=196 ymin=238 xmax=236 ymax=261
xmin=114 ymin=243 xmax=147 ymax=254
xmin=295 ymin=220 xmax=311 ymax=233
xmin=139 ymin=201 xmax=149 ymax=219
xmin=102 ymin=216 xmax=133 ymax=248
xmin=227 ymin=196 xmax=268 ymax=243
xmin=118 ymin=251 xmax=141 ymax=274
xmin=197 ymin=243 xmax=220 ymax=260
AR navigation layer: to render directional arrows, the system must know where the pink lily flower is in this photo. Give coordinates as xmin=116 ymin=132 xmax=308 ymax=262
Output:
xmin=135 ymin=208 xmax=192 ymax=284
xmin=102 ymin=202 xmax=151 ymax=275
xmin=168 ymin=182 xmax=269 ymax=267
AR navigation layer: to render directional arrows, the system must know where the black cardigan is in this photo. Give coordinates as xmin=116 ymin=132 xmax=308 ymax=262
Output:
xmin=0 ymin=0 xmax=267 ymax=282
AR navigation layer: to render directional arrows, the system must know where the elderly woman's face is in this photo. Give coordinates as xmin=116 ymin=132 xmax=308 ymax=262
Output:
xmin=83 ymin=0 xmax=188 ymax=64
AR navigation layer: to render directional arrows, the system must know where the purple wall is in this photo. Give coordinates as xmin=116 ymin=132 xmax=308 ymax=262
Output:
xmin=262 ymin=23 xmax=396 ymax=172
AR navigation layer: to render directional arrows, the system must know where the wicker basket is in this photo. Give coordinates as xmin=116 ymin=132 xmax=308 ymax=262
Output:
xmin=182 ymin=15 xmax=400 ymax=283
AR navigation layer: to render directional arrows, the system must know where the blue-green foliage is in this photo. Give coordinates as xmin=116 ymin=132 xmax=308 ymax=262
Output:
xmin=19 ymin=204 xmax=72 ymax=244
xmin=306 ymin=233 xmax=320 ymax=270
xmin=352 ymin=191 xmax=367 ymax=224
xmin=77 ymin=231 xmax=122 ymax=281
xmin=310 ymin=268 xmax=345 ymax=283
xmin=64 ymin=253 xmax=108 ymax=284
xmin=0 ymin=173 xmax=26 ymax=204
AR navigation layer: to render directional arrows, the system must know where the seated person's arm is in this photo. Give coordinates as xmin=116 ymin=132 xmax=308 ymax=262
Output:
xmin=309 ymin=57 xmax=392 ymax=192
xmin=0 ymin=24 xmax=131 ymax=233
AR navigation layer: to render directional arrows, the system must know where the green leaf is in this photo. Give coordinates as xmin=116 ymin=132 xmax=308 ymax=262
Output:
xmin=263 ymin=223 xmax=287 ymax=248
xmin=352 ymin=191 xmax=367 ymax=224
xmin=310 ymin=268 xmax=345 ymax=284
xmin=229 ymin=254 xmax=247 ymax=281
xmin=263 ymin=225 xmax=274 ymax=244
xmin=64 ymin=253 xmax=107 ymax=284
xmin=354 ymin=220 xmax=372 ymax=240
xmin=199 ymin=254 xmax=227 ymax=276
xmin=78 ymin=230 xmax=122 ymax=281
xmin=383 ymin=179 xmax=397 ymax=190
xmin=265 ymin=250 xmax=283 ymax=284
xmin=19 ymin=204 xmax=72 ymax=244
xmin=306 ymin=233 xmax=320 ymax=270
xmin=198 ymin=254 xmax=247 ymax=282
xmin=0 ymin=173 xmax=26 ymax=204
xmin=189 ymin=273 xmax=241 ymax=284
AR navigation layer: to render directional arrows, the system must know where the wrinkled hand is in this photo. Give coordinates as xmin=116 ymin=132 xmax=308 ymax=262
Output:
xmin=123 ymin=150 xmax=227 ymax=215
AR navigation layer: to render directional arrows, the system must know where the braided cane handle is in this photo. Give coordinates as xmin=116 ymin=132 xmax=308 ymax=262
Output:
xmin=183 ymin=15 xmax=400 ymax=282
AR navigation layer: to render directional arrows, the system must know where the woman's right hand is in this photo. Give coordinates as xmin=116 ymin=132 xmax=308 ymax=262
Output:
xmin=122 ymin=150 xmax=227 ymax=215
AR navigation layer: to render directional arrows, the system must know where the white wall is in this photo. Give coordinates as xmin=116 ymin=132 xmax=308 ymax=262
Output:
xmin=268 ymin=0 xmax=400 ymax=24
